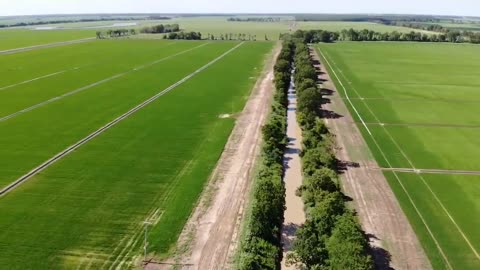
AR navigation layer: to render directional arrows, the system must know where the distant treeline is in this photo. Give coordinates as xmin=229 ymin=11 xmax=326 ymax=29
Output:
xmin=292 ymin=29 xmax=480 ymax=44
xmin=382 ymin=21 xmax=448 ymax=33
xmin=96 ymin=29 xmax=136 ymax=39
xmin=227 ymin=17 xmax=282 ymax=22
xmin=163 ymin=31 xmax=202 ymax=40
xmin=205 ymin=33 xmax=262 ymax=41
xmin=286 ymin=40 xmax=374 ymax=270
xmin=0 ymin=16 xmax=170 ymax=29
xmin=139 ymin=24 xmax=180 ymax=34
xmin=293 ymin=14 xmax=460 ymax=23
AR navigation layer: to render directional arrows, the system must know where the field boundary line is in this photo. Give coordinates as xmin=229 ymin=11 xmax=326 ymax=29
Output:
xmin=0 ymin=38 xmax=95 ymax=55
xmin=0 ymin=68 xmax=77 ymax=91
xmin=0 ymin=42 xmax=209 ymax=123
xmin=0 ymin=42 xmax=244 ymax=197
xmin=318 ymin=48 xmax=453 ymax=269
xmin=374 ymin=167 xmax=480 ymax=175
xmin=0 ymin=41 xmax=177 ymax=92
xmin=362 ymin=122 xmax=480 ymax=129
xmin=325 ymin=50 xmax=480 ymax=262
xmin=334 ymin=96 xmax=480 ymax=103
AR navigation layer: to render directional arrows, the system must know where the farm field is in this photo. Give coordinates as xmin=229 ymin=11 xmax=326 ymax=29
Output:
xmin=297 ymin=21 xmax=435 ymax=33
xmin=0 ymin=29 xmax=95 ymax=51
xmin=0 ymin=16 xmax=430 ymax=48
xmin=317 ymin=42 xmax=480 ymax=270
xmin=0 ymin=39 xmax=273 ymax=269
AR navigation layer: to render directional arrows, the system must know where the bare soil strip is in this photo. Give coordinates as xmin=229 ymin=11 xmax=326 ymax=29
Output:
xmin=0 ymin=38 xmax=95 ymax=55
xmin=280 ymin=76 xmax=305 ymax=269
xmin=312 ymin=48 xmax=433 ymax=270
xmin=0 ymin=42 xmax=206 ymax=122
xmin=145 ymin=44 xmax=281 ymax=270
xmin=323 ymin=49 xmax=480 ymax=263
xmin=0 ymin=42 xmax=243 ymax=197
xmin=375 ymin=167 xmax=480 ymax=175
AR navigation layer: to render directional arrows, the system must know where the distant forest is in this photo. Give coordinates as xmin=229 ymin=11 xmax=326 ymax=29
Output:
xmin=227 ymin=17 xmax=283 ymax=22
xmin=293 ymin=14 xmax=480 ymax=23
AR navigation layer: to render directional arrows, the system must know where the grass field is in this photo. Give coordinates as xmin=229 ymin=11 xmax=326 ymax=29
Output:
xmin=297 ymin=21 xmax=435 ymax=33
xmin=317 ymin=42 xmax=480 ymax=270
xmin=0 ymin=39 xmax=273 ymax=269
xmin=0 ymin=29 xmax=95 ymax=51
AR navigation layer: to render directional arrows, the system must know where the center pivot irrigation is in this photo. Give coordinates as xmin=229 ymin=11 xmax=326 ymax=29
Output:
xmin=0 ymin=42 xmax=245 ymax=197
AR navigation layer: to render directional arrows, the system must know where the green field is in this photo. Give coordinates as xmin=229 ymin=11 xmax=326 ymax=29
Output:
xmin=297 ymin=21 xmax=435 ymax=33
xmin=317 ymin=42 xmax=480 ymax=269
xmin=0 ymin=39 xmax=273 ymax=268
xmin=0 ymin=16 xmax=428 ymax=49
xmin=0 ymin=29 xmax=96 ymax=51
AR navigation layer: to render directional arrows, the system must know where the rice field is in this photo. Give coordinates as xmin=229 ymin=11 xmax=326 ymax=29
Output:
xmin=0 ymin=38 xmax=273 ymax=269
xmin=317 ymin=42 xmax=480 ymax=270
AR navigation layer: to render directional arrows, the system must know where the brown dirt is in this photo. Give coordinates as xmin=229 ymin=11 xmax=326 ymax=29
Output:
xmin=145 ymin=43 xmax=281 ymax=270
xmin=311 ymin=47 xmax=432 ymax=270
xmin=280 ymin=78 xmax=306 ymax=269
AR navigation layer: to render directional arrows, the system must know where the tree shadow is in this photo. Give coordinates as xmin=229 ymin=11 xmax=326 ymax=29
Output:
xmin=321 ymin=109 xmax=343 ymax=119
xmin=337 ymin=160 xmax=360 ymax=173
xmin=321 ymin=88 xmax=334 ymax=96
xmin=282 ymin=222 xmax=301 ymax=251
xmin=366 ymin=233 xmax=394 ymax=270
xmin=321 ymin=97 xmax=331 ymax=105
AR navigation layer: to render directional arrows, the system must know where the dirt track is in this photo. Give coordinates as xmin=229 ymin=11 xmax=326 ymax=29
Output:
xmin=145 ymin=44 xmax=281 ymax=270
xmin=311 ymin=47 xmax=432 ymax=270
xmin=280 ymin=76 xmax=305 ymax=269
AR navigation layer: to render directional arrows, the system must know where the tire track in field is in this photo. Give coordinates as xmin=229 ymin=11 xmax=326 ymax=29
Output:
xmin=324 ymin=50 xmax=480 ymax=263
xmin=0 ymin=38 xmax=95 ymax=55
xmin=334 ymin=96 xmax=480 ymax=103
xmin=0 ymin=67 xmax=79 ymax=91
xmin=362 ymin=122 xmax=480 ymax=129
xmin=0 ymin=42 xmax=244 ymax=198
xmin=319 ymin=48 xmax=452 ymax=269
xmin=375 ymin=167 xmax=480 ymax=175
xmin=0 ymin=42 xmax=208 ymax=123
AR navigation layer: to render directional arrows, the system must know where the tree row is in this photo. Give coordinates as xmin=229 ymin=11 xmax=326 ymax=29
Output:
xmin=237 ymin=39 xmax=295 ymax=270
xmin=286 ymin=41 xmax=374 ymax=270
xmin=293 ymin=28 xmax=480 ymax=44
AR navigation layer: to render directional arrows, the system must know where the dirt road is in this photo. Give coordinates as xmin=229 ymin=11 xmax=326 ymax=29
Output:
xmin=280 ymin=76 xmax=305 ymax=269
xmin=145 ymin=44 xmax=281 ymax=270
xmin=311 ymin=47 xmax=432 ymax=270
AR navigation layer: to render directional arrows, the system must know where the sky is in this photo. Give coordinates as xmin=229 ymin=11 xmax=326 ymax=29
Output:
xmin=0 ymin=0 xmax=479 ymax=17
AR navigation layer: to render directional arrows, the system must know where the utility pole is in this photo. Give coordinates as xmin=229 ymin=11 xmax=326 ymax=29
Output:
xmin=143 ymin=221 xmax=152 ymax=262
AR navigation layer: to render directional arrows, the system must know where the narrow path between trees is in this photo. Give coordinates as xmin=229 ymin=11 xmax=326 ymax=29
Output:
xmin=311 ymin=47 xmax=432 ymax=270
xmin=280 ymin=73 xmax=305 ymax=269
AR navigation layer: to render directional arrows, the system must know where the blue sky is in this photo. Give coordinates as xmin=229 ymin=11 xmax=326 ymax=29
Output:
xmin=0 ymin=0 xmax=478 ymax=17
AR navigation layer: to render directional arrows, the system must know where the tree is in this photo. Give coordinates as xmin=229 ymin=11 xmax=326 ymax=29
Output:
xmin=326 ymin=213 xmax=374 ymax=270
xmin=239 ymin=236 xmax=280 ymax=270
xmin=297 ymin=87 xmax=322 ymax=116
